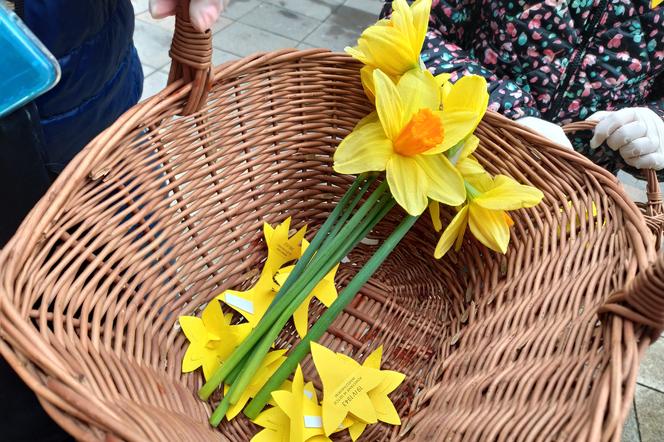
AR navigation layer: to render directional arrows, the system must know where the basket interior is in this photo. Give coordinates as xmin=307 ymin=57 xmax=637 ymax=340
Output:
xmin=5 ymin=52 xmax=651 ymax=441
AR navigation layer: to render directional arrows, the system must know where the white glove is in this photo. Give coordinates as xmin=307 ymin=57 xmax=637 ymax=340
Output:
xmin=588 ymin=108 xmax=664 ymax=170
xmin=516 ymin=116 xmax=574 ymax=149
xmin=150 ymin=0 xmax=228 ymax=32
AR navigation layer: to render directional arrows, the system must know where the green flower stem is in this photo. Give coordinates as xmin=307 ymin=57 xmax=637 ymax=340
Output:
xmin=224 ymin=353 xmax=248 ymax=386
xmin=268 ymin=173 xmax=375 ymax=309
xmin=228 ymin=197 xmax=394 ymax=404
xmin=318 ymin=174 xmax=378 ymax=252
xmin=199 ymin=181 xmax=389 ymax=402
xmin=224 ymin=176 xmax=378 ymax=388
xmin=209 ymin=195 xmax=395 ymax=426
xmin=244 ymin=213 xmax=419 ymax=419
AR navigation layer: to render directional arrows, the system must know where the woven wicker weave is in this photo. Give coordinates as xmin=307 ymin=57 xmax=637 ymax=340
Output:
xmin=1 ymin=9 xmax=663 ymax=442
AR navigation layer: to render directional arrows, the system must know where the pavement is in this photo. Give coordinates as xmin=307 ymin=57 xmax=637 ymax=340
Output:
xmin=131 ymin=1 xmax=663 ymax=440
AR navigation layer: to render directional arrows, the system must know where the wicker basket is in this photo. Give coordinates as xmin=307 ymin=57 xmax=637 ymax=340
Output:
xmin=1 ymin=9 xmax=664 ymax=442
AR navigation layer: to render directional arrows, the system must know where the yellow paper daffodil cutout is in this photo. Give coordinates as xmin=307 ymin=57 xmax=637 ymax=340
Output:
xmin=225 ymin=350 xmax=287 ymax=420
xmin=346 ymin=0 xmax=432 ymax=92
xmin=434 ymin=174 xmax=544 ymax=258
xmin=559 ymin=200 xmax=601 ymax=234
xmin=275 ymin=240 xmax=339 ymax=338
xmin=179 ymin=300 xmax=252 ymax=380
xmin=252 ymin=365 xmax=332 ymax=442
xmin=218 ymin=272 xmax=276 ymax=328
xmin=263 ymin=217 xmax=307 ymax=275
xmin=334 ymin=69 xmax=489 ymax=216
xmin=311 ymin=343 xmax=386 ymax=436
xmin=361 ymin=346 xmax=405 ymax=426
xmin=218 ymin=218 xmax=307 ymax=326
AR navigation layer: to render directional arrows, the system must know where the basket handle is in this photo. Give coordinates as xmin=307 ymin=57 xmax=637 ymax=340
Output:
xmin=599 ymin=259 xmax=664 ymax=339
xmin=563 ymin=121 xmax=664 ymax=338
xmin=166 ymin=0 xmax=213 ymax=115
xmin=563 ymin=121 xmax=663 ymax=219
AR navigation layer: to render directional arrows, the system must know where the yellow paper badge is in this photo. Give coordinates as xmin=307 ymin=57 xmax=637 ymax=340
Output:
xmin=310 ymin=343 xmax=405 ymax=437
xmin=179 ymin=300 xmax=252 ymax=380
xmin=252 ymin=365 xmax=335 ymax=442
xmin=225 ymin=350 xmax=288 ymax=420
xmin=219 ymin=218 xmax=307 ymax=327
xmin=275 ymin=239 xmax=339 ymax=338
xmin=263 ymin=217 xmax=307 ymax=274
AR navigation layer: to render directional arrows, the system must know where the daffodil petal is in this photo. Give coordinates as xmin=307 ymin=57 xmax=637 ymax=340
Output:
xmin=454 ymin=213 xmax=468 ymax=251
xmin=473 ymin=175 xmax=544 ymax=211
xmin=333 ymin=120 xmax=393 ymax=174
xmin=355 ymin=111 xmax=380 ymax=130
xmin=435 ymin=110 xmax=481 ymax=152
xmin=443 ymin=74 xmax=489 ymax=128
xmin=397 ymin=68 xmax=440 ymax=123
xmin=459 ymin=135 xmax=480 ymax=161
xmin=391 ymin=0 xmax=415 ymax=45
xmin=415 ymin=154 xmax=465 ymax=206
xmin=411 ymin=0 xmax=432 ymax=50
xmin=468 ymin=203 xmax=510 ymax=253
xmin=358 ymin=27 xmax=419 ymax=77
xmin=434 ymin=205 xmax=468 ymax=258
xmin=429 ymin=200 xmax=442 ymax=232
xmin=345 ymin=44 xmax=369 ymax=65
xmin=360 ymin=65 xmax=376 ymax=102
xmin=374 ymin=69 xmax=405 ymax=139
xmin=434 ymin=73 xmax=451 ymax=88
xmin=457 ymin=156 xmax=488 ymax=178
xmin=386 ymin=155 xmax=428 ymax=216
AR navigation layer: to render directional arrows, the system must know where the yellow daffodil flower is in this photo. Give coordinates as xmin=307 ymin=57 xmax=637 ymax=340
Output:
xmin=429 ymin=134 xmax=488 ymax=231
xmin=346 ymin=0 xmax=432 ymax=95
xmin=334 ymin=69 xmax=488 ymax=216
xmin=275 ymin=240 xmax=339 ymax=338
xmin=434 ymin=174 xmax=544 ymax=258
xmin=179 ymin=300 xmax=252 ymax=380
xmin=653 ymin=0 xmax=662 ymax=8
xmin=225 ymin=350 xmax=288 ymax=420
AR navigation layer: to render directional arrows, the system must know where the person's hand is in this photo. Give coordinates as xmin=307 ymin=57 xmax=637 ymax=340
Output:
xmin=516 ymin=116 xmax=573 ymax=149
xmin=588 ymin=108 xmax=664 ymax=170
xmin=150 ymin=0 xmax=229 ymax=33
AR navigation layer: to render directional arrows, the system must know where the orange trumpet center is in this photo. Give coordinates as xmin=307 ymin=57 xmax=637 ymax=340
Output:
xmin=393 ymin=108 xmax=445 ymax=156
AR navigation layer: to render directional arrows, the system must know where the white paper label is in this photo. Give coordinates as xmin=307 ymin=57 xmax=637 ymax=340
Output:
xmin=304 ymin=389 xmax=314 ymax=400
xmin=224 ymin=293 xmax=254 ymax=314
xmin=360 ymin=237 xmax=379 ymax=245
xmin=304 ymin=415 xmax=323 ymax=429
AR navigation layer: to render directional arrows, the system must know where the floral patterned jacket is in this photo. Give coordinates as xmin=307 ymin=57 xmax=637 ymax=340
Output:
xmin=382 ymin=0 xmax=664 ymax=176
